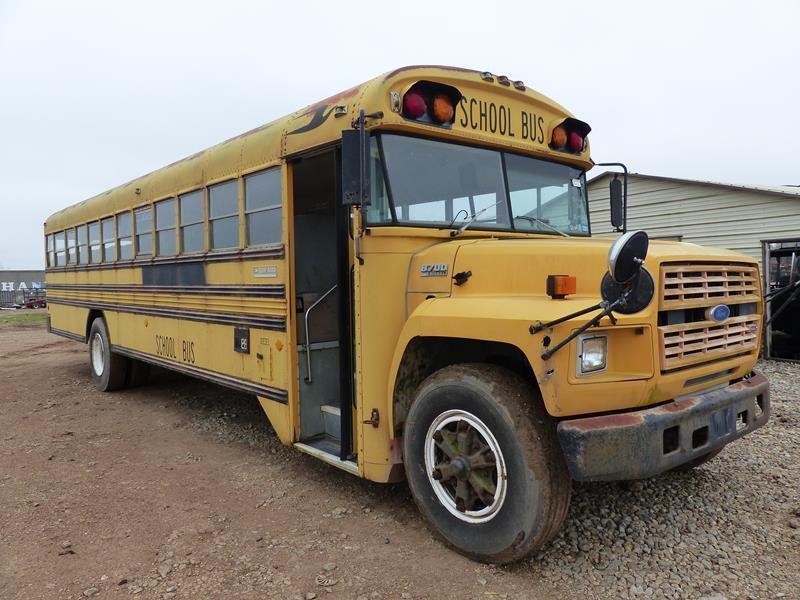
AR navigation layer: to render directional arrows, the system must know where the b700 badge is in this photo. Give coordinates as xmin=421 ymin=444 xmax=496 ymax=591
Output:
xmin=420 ymin=263 xmax=449 ymax=277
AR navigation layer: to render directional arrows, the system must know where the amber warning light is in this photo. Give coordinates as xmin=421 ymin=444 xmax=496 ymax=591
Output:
xmin=402 ymin=81 xmax=461 ymax=127
xmin=549 ymin=118 xmax=591 ymax=154
xmin=547 ymin=275 xmax=577 ymax=299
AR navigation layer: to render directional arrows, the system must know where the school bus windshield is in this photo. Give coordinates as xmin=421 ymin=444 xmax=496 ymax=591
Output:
xmin=367 ymin=133 xmax=590 ymax=235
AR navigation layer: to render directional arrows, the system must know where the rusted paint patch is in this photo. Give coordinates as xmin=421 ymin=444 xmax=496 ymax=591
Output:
xmin=659 ymin=396 xmax=700 ymax=413
xmin=561 ymin=412 xmax=643 ymax=432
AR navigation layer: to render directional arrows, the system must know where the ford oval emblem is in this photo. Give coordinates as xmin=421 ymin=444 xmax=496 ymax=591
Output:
xmin=707 ymin=304 xmax=731 ymax=323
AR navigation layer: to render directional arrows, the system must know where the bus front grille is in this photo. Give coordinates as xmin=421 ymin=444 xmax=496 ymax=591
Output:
xmin=657 ymin=262 xmax=762 ymax=372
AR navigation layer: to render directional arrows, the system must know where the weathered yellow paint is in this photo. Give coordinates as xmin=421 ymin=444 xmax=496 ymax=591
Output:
xmin=45 ymin=66 xmax=762 ymax=484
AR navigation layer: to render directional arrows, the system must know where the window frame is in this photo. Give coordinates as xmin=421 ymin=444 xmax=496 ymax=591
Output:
xmin=77 ymin=224 xmax=89 ymax=264
xmin=89 ymin=221 xmax=101 ymax=263
xmin=66 ymin=227 xmax=77 ymax=265
xmin=367 ymin=132 xmax=592 ymax=237
xmin=116 ymin=210 xmax=133 ymax=261
xmin=244 ymin=167 xmax=283 ymax=247
xmin=134 ymin=205 xmax=154 ymax=257
xmin=54 ymin=231 xmax=66 ymax=266
xmin=179 ymin=189 xmax=206 ymax=254
xmin=101 ymin=216 xmax=116 ymax=263
xmin=46 ymin=233 xmax=55 ymax=267
xmin=208 ymin=179 xmax=241 ymax=251
xmin=154 ymin=197 xmax=177 ymax=257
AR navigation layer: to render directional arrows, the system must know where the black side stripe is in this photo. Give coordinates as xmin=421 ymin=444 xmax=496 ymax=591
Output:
xmin=49 ymin=326 xmax=86 ymax=343
xmin=47 ymin=283 xmax=286 ymax=298
xmin=45 ymin=244 xmax=285 ymax=273
xmin=47 ymin=298 xmax=286 ymax=331
xmin=111 ymin=345 xmax=288 ymax=404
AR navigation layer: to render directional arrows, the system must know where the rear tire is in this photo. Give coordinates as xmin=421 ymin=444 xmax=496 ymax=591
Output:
xmin=88 ymin=318 xmax=127 ymax=392
xmin=403 ymin=363 xmax=571 ymax=564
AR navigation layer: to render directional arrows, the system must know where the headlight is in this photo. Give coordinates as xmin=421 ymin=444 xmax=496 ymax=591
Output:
xmin=578 ymin=334 xmax=607 ymax=374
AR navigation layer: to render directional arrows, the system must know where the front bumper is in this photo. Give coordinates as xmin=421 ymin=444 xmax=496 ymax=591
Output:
xmin=557 ymin=371 xmax=770 ymax=481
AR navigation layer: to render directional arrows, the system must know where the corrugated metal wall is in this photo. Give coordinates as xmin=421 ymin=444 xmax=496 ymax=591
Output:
xmin=587 ymin=175 xmax=800 ymax=259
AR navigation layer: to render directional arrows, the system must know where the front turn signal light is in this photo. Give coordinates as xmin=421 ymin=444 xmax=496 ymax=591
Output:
xmin=547 ymin=274 xmax=577 ymax=299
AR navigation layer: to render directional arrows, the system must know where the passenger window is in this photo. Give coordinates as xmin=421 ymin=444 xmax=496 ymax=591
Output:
xmin=180 ymin=190 xmax=205 ymax=253
xmin=101 ymin=217 xmax=116 ymax=262
xmin=46 ymin=234 xmax=55 ymax=267
xmin=66 ymin=228 xmax=77 ymax=264
xmin=77 ymin=224 xmax=88 ymax=264
xmin=55 ymin=231 xmax=66 ymax=266
xmin=135 ymin=207 xmax=153 ymax=256
xmin=155 ymin=199 xmax=176 ymax=256
xmin=245 ymin=169 xmax=282 ymax=246
xmin=117 ymin=211 xmax=133 ymax=260
xmin=209 ymin=180 xmax=239 ymax=250
xmin=89 ymin=222 xmax=101 ymax=263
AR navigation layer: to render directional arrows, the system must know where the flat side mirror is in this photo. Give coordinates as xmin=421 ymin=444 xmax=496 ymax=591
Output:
xmin=341 ymin=128 xmax=371 ymax=206
xmin=609 ymin=177 xmax=624 ymax=230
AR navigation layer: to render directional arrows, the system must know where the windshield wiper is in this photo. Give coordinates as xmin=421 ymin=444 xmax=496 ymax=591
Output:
xmin=514 ymin=215 xmax=570 ymax=237
xmin=451 ymin=200 xmax=504 ymax=237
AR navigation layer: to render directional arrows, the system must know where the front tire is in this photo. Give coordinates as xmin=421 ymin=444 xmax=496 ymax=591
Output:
xmin=403 ymin=364 xmax=571 ymax=564
xmin=88 ymin=318 xmax=127 ymax=392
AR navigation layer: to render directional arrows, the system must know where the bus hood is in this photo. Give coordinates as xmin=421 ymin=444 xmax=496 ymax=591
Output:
xmin=408 ymin=235 xmax=758 ymax=301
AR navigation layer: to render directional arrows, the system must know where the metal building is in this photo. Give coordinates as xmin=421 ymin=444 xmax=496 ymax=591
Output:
xmin=0 ymin=270 xmax=46 ymax=306
xmin=587 ymin=173 xmax=800 ymax=360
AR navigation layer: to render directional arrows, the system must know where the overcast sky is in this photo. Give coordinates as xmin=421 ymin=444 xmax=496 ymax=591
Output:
xmin=1 ymin=0 xmax=798 ymax=270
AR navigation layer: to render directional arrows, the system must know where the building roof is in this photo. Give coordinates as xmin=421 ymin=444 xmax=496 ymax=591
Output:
xmin=588 ymin=171 xmax=800 ymax=200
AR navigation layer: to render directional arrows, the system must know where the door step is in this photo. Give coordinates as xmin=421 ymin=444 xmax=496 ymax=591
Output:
xmin=321 ymin=404 xmax=341 ymax=440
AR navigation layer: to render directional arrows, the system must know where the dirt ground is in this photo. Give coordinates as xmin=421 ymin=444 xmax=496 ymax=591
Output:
xmin=0 ymin=325 xmax=561 ymax=600
xmin=2 ymin=324 xmax=798 ymax=600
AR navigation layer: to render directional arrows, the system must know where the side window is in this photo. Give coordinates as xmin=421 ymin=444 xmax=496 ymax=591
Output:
xmin=66 ymin=228 xmax=77 ymax=264
xmin=46 ymin=234 xmax=55 ymax=267
xmin=245 ymin=168 xmax=282 ymax=246
xmin=101 ymin=217 xmax=116 ymax=262
xmin=89 ymin=222 xmax=101 ymax=263
xmin=55 ymin=231 xmax=66 ymax=266
xmin=117 ymin=211 xmax=133 ymax=260
xmin=180 ymin=190 xmax=205 ymax=253
xmin=77 ymin=225 xmax=88 ymax=264
xmin=155 ymin=199 xmax=176 ymax=256
xmin=209 ymin=180 xmax=239 ymax=250
xmin=135 ymin=207 xmax=153 ymax=256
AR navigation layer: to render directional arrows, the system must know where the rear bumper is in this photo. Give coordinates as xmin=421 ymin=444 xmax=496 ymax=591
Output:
xmin=557 ymin=371 xmax=770 ymax=481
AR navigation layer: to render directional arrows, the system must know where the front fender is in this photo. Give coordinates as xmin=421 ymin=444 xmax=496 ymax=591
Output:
xmin=387 ymin=295 xmax=659 ymax=433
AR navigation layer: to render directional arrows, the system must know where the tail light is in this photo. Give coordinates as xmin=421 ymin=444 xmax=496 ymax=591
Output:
xmin=549 ymin=118 xmax=591 ymax=154
xmin=401 ymin=81 xmax=462 ymax=127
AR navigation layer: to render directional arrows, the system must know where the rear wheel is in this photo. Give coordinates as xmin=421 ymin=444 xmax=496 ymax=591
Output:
xmin=403 ymin=363 xmax=571 ymax=564
xmin=88 ymin=318 xmax=127 ymax=392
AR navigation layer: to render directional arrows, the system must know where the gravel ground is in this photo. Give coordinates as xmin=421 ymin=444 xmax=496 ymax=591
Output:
xmin=180 ymin=359 xmax=800 ymax=599
xmin=521 ymin=359 xmax=800 ymax=599
xmin=2 ymin=326 xmax=798 ymax=599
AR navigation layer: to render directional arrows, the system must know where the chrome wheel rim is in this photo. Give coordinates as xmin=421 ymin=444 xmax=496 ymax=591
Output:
xmin=91 ymin=332 xmax=105 ymax=376
xmin=424 ymin=409 xmax=507 ymax=524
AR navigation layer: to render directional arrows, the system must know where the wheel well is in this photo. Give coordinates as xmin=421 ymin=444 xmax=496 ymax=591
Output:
xmin=392 ymin=337 xmax=537 ymax=434
xmin=85 ymin=309 xmax=104 ymax=342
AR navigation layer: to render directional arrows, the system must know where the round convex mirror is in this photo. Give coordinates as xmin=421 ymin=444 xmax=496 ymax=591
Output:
xmin=608 ymin=230 xmax=649 ymax=283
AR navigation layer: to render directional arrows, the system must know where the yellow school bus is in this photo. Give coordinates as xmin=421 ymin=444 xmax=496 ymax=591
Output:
xmin=45 ymin=65 xmax=770 ymax=563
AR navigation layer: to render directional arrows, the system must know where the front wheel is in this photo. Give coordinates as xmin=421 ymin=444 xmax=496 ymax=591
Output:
xmin=403 ymin=364 xmax=571 ymax=564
